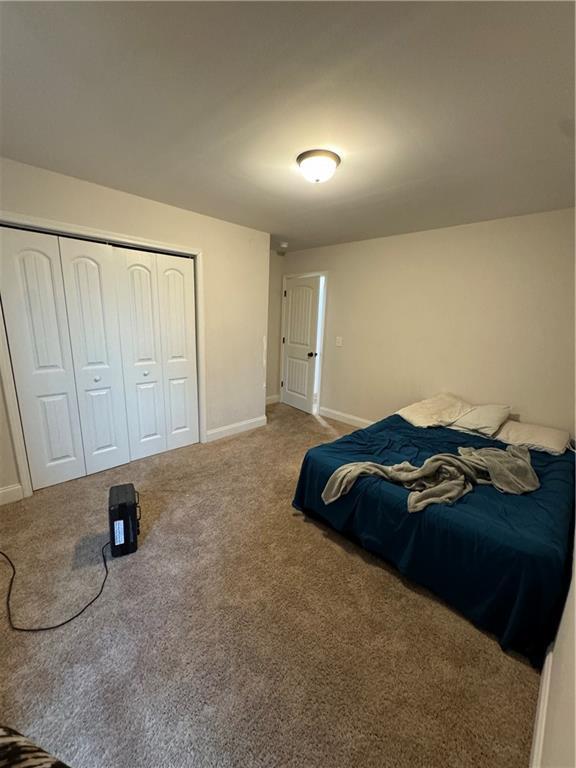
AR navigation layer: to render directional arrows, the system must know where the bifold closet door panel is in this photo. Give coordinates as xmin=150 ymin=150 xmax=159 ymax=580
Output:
xmin=157 ymin=254 xmax=199 ymax=449
xmin=116 ymin=247 xmax=167 ymax=460
xmin=59 ymin=238 xmax=130 ymax=473
xmin=0 ymin=228 xmax=86 ymax=489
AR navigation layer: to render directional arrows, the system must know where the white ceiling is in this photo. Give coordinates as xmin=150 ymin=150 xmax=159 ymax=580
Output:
xmin=0 ymin=2 xmax=573 ymax=251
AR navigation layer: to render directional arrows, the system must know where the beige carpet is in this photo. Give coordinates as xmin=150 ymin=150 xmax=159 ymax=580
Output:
xmin=0 ymin=404 xmax=539 ymax=768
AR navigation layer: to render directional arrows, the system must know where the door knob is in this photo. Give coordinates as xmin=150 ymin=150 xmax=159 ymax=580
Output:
xmin=93 ymin=376 xmax=101 ymax=383
xmin=143 ymin=371 xmax=150 ymax=376
xmin=307 ymin=352 xmax=314 ymax=358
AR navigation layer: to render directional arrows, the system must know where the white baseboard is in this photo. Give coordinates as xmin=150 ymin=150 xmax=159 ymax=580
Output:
xmin=529 ymin=645 xmax=554 ymax=768
xmin=206 ymin=415 xmax=267 ymax=443
xmin=266 ymin=394 xmax=280 ymax=405
xmin=318 ymin=407 xmax=374 ymax=429
xmin=0 ymin=483 xmax=24 ymax=506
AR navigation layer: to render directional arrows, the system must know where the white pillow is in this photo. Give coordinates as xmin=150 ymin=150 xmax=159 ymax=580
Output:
xmin=397 ymin=393 xmax=472 ymax=428
xmin=496 ymin=420 xmax=570 ymax=455
xmin=450 ymin=404 xmax=511 ymax=437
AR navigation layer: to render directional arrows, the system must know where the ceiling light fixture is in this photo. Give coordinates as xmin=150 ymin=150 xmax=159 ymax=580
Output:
xmin=296 ymin=149 xmax=341 ymax=183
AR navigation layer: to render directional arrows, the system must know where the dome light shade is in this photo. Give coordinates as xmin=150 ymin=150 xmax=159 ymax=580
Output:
xmin=296 ymin=149 xmax=341 ymax=183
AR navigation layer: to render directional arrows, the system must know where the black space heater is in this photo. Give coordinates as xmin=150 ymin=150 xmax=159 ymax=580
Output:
xmin=108 ymin=484 xmax=141 ymax=558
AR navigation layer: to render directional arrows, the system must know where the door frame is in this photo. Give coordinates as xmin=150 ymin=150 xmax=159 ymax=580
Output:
xmin=0 ymin=211 xmax=207 ymax=499
xmin=280 ymin=271 xmax=327 ymax=415
xmin=0 ymin=301 xmax=33 ymax=497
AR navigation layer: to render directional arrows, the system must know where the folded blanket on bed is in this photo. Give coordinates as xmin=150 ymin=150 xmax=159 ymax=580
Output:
xmin=321 ymin=445 xmax=539 ymax=512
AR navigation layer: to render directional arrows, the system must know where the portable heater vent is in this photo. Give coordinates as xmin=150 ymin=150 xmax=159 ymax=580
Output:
xmin=108 ymin=483 xmax=140 ymax=557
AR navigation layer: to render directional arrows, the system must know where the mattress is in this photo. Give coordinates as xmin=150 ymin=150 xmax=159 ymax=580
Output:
xmin=293 ymin=414 xmax=575 ymax=666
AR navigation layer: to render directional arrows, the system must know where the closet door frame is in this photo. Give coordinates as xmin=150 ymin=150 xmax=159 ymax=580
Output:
xmin=0 ymin=215 xmax=206 ymax=500
xmin=0 ymin=299 xmax=33 ymax=498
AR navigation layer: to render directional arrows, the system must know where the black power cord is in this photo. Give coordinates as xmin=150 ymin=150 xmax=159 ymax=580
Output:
xmin=0 ymin=541 xmax=111 ymax=632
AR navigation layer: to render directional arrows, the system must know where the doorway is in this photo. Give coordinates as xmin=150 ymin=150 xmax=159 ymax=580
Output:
xmin=280 ymin=273 xmax=326 ymax=415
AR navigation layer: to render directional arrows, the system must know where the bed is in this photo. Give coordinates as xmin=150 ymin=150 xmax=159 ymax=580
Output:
xmin=293 ymin=414 xmax=575 ymax=667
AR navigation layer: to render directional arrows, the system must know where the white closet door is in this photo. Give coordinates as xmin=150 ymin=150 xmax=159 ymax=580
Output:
xmin=60 ymin=238 xmax=130 ymax=473
xmin=116 ymin=247 xmax=167 ymax=460
xmin=157 ymin=254 xmax=199 ymax=449
xmin=0 ymin=228 xmax=86 ymax=489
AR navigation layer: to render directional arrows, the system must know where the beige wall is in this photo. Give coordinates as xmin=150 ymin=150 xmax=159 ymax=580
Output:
xmin=0 ymin=158 xmax=270 ymax=490
xmin=540 ymin=572 xmax=575 ymax=767
xmin=279 ymin=208 xmax=575 ymax=433
xmin=266 ymin=250 xmax=284 ymax=400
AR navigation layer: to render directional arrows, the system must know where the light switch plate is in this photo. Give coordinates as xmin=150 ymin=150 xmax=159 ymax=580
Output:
xmin=336 ymin=336 xmax=343 ymax=347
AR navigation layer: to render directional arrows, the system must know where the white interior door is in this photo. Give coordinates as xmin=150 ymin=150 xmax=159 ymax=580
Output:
xmin=157 ymin=254 xmax=199 ymax=449
xmin=281 ymin=275 xmax=320 ymax=414
xmin=0 ymin=228 xmax=86 ymax=489
xmin=60 ymin=238 xmax=130 ymax=473
xmin=116 ymin=247 xmax=167 ymax=460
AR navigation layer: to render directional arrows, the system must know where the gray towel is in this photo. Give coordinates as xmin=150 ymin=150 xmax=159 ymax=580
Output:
xmin=321 ymin=445 xmax=539 ymax=513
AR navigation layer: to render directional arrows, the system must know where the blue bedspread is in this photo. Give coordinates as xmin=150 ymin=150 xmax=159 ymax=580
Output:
xmin=293 ymin=415 xmax=575 ymax=666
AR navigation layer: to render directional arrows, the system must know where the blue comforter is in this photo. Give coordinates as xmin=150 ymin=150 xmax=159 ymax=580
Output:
xmin=293 ymin=415 xmax=575 ymax=666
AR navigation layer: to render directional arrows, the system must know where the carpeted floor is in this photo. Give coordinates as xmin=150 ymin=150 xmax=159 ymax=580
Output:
xmin=0 ymin=404 xmax=539 ymax=768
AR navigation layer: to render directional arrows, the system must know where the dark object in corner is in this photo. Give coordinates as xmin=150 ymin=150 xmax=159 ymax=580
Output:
xmin=0 ymin=725 xmax=71 ymax=767
xmin=109 ymin=483 xmax=140 ymax=558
